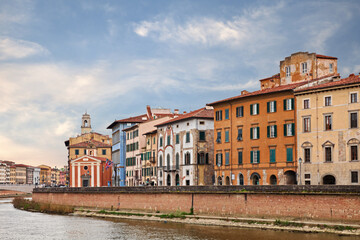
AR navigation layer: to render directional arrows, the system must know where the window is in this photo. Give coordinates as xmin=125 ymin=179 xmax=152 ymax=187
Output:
xmin=84 ymin=149 xmax=86 ymax=155
xmin=216 ymin=153 xmax=223 ymax=166
xmin=351 ymin=93 xmax=358 ymax=103
xmin=185 ymin=152 xmax=191 ymax=165
xmin=267 ymin=125 xmax=277 ymax=138
xmin=199 ymin=131 xmax=206 ymax=141
xmin=284 ymin=123 xmax=295 ymax=136
xmin=250 ymin=126 xmax=259 ymax=139
xmin=167 ymin=154 xmax=170 ymax=170
xmin=225 ymin=152 xmax=230 ymax=165
xmin=325 ymin=96 xmax=332 ymax=106
xmin=250 ymin=104 xmax=259 ymax=115
xmin=215 ymin=110 xmax=223 ymax=121
xmin=351 ymin=145 xmax=358 ymax=161
xmin=286 ymin=147 xmax=293 ymax=162
xmin=325 ymin=115 xmax=332 ymax=130
xmin=159 ymin=155 xmax=162 ymax=167
xmin=301 ymin=62 xmax=307 ymax=74
xmin=351 ymin=171 xmax=358 ymax=183
xmin=160 ymin=137 xmax=163 ymax=147
xmin=216 ymin=131 xmax=221 ymax=143
xmin=270 ymin=149 xmax=276 ymax=163
xmin=167 ymin=135 xmax=171 ymax=146
xmin=186 ymin=170 xmax=189 ymax=176
xmin=236 ymin=106 xmax=244 ymax=117
xmin=75 ymin=149 xmax=79 ymax=155
xmin=283 ymin=98 xmax=294 ymax=111
xmin=325 ymin=147 xmax=332 ymax=162
xmin=303 ymin=117 xmax=311 ymax=132
xmin=304 ymin=148 xmax=311 ymax=163
xmin=251 ymin=150 xmax=260 ymax=164
xmin=237 ymin=128 xmax=243 ymax=141
xmin=329 ymin=63 xmax=333 ymax=73
xmin=238 ymin=151 xmax=243 ymax=164
xmin=350 ymin=112 xmax=358 ymax=128
xmin=186 ymin=132 xmax=190 ymax=143
xmin=198 ymin=152 xmax=206 ymax=165
xmin=199 ymin=121 xmax=205 ymax=125
xmin=225 ymin=109 xmax=229 ymax=120
xmin=225 ymin=130 xmax=229 ymax=143
xmin=176 ymin=134 xmax=179 ymax=144
xmin=285 ymin=66 xmax=291 ymax=77
xmin=153 ymin=137 xmax=155 ymax=144
xmin=102 ymin=149 xmax=106 ymax=155
xmin=239 ymin=174 xmax=244 ymax=185
xmin=304 ymin=99 xmax=310 ymax=109
xmin=267 ymin=101 xmax=277 ymax=113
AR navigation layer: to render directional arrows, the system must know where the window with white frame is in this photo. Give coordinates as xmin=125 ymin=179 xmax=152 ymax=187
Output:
xmin=351 ymin=92 xmax=358 ymax=103
xmin=303 ymin=117 xmax=311 ymax=132
xmin=251 ymin=103 xmax=259 ymax=115
xmin=329 ymin=63 xmax=333 ymax=73
xmin=268 ymin=125 xmax=277 ymax=138
xmin=284 ymin=98 xmax=294 ymax=111
xmin=268 ymin=101 xmax=276 ymax=113
xmin=285 ymin=66 xmax=291 ymax=77
xmin=301 ymin=62 xmax=307 ymax=74
xmin=251 ymin=150 xmax=259 ymax=163
xmin=325 ymin=96 xmax=332 ymax=106
xmin=350 ymin=112 xmax=358 ymax=128
xmin=251 ymin=126 xmax=259 ymax=139
xmin=304 ymin=148 xmax=311 ymax=163
xmin=303 ymin=99 xmax=310 ymax=109
xmin=284 ymin=123 xmax=295 ymax=136
xmin=325 ymin=146 xmax=332 ymax=162
xmin=325 ymin=115 xmax=332 ymax=130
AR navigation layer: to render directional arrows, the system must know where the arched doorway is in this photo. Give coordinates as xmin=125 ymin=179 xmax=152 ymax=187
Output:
xmin=217 ymin=176 xmax=222 ymax=185
xmin=251 ymin=172 xmax=260 ymax=185
xmin=175 ymin=174 xmax=180 ymax=186
xmin=225 ymin=176 xmax=230 ymax=185
xmin=270 ymin=175 xmax=277 ymax=185
xmin=323 ymin=175 xmax=336 ymax=185
xmin=167 ymin=174 xmax=171 ymax=186
xmin=238 ymin=173 xmax=244 ymax=185
xmin=284 ymin=170 xmax=297 ymax=185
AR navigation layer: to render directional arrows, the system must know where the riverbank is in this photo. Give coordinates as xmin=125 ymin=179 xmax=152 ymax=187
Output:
xmin=0 ymin=190 xmax=31 ymax=198
xmin=73 ymin=208 xmax=360 ymax=236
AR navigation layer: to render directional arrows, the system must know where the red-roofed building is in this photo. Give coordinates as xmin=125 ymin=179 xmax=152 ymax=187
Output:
xmin=207 ymin=52 xmax=338 ymax=186
xmin=295 ymin=73 xmax=360 ymax=185
xmin=154 ymin=107 xmax=214 ymax=186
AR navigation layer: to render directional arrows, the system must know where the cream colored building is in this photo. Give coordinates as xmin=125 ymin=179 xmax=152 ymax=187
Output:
xmin=295 ymin=73 xmax=360 ymax=185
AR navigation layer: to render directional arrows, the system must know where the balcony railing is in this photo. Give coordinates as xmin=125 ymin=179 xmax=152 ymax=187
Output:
xmin=161 ymin=166 xmax=180 ymax=172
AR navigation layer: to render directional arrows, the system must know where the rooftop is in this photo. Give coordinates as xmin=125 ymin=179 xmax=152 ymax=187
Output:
xmin=69 ymin=139 xmax=112 ymax=148
xmin=155 ymin=107 xmax=213 ymax=127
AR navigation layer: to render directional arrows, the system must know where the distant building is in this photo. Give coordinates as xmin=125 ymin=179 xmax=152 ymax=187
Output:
xmin=155 ymin=107 xmax=214 ymax=186
xmin=26 ymin=166 xmax=34 ymax=184
xmin=66 ymin=113 xmax=112 ymax=187
xmin=33 ymin=167 xmax=40 ymax=186
xmin=38 ymin=165 xmax=52 ymax=186
xmin=142 ymin=130 xmax=158 ymax=185
xmin=0 ymin=163 xmax=6 ymax=184
xmin=14 ymin=164 xmax=27 ymax=184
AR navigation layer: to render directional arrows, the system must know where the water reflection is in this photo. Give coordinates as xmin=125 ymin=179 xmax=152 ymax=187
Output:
xmin=0 ymin=199 xmax=357 ymax=240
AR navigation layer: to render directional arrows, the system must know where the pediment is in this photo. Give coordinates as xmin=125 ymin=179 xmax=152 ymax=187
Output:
xmin=322 ymin=140 xmax=334 ymax=147
xmin=71 ymin=156 xmax=101 ymax=163
xmin=301 ymin=141 xmax=313 ymax=148
xmin=347 ymin=138 xmax=360 ymax=145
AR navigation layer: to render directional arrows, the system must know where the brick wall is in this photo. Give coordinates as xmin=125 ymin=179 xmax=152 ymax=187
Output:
xmin=33 ymin=185 xmax=360 ymax=222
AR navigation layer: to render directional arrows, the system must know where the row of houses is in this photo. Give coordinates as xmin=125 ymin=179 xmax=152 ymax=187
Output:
xmin=68 ymin=52 xmax=360 ymax=187
xmin=0 ymin=160 xmax=66 ymax=186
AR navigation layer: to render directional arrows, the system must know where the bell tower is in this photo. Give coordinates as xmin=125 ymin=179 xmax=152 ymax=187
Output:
xmin=81 ymin=112 xmax=92 ymax=134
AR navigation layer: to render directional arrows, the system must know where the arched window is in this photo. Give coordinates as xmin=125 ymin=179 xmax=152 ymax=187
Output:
xmin=167 ymin=174 xmax=171 ymax=186
xmin=159 ymin=155 xmax=162 ymax=167
xmin=239 ymin=174 xmax=244 ymax=185
xmin=167 ymin=154 xmax=170 ymax=170
xmin=198 ymin=152 xmax=205 ymax=165
xmin=323 ymin=175 xmax=336 ymax=185
xmin=175 ymin=174 xmax=180 ymax=186
xmin=185 ymin=152 xmax=191 ymax=165
xmin=84 ymin=120 xmax=88 ymax=127
xmin=176 ymin=153 xmax=180 ymax=169
xmin=284 ymin=170 xmax=296 ymax=185
xmin=217 ymin=176 xmax=222 ymax=185
xmin=251 ymin=172 xmax=260 ymax=185
xmin=270 ymin=175 xmax=277 ymax=185
xmin=225 ymin=176 xmax=230 ymax=185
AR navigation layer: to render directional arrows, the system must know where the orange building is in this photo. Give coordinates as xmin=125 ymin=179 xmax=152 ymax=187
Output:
xmin=208 ymin=52 xmax=338 ymax=185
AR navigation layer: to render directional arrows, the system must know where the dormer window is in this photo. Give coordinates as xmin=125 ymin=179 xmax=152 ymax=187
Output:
xmin=285 ymin=66 xmax=291 ymax=77
xmin=329 ymin=63 xmax=333 ymax=73
xmin=301 ymin=62 xmax=308 ymax=74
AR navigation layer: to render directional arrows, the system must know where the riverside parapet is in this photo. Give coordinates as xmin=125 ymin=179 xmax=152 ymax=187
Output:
xmin=33 ymin=185 xmax=360 ymax=222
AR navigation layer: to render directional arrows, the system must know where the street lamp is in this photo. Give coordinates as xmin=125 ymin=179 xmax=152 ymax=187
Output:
xmin=298 ymin=157 xmax=302 ymax=185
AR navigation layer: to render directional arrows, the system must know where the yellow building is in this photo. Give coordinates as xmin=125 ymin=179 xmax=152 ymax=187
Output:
xmin=295 ymin=73 xmax=360 ymax=185
xmin=142 ymin=130 xmax=158 ymax=185
xmin=10 ymin=166 xmax=16 ymax=184
xmin=38 ymin=165 xmax=51 ymax=186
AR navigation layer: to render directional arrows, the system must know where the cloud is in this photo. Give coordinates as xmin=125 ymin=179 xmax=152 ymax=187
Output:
xmin=0 ymin=37 xmax=49 ymax=60
xmin=133 ymin=3 xmax=284 ymax=49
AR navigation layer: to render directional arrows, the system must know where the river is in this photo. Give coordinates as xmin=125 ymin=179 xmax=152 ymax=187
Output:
xmin=0 ymin=198 xmax=357 ymax=240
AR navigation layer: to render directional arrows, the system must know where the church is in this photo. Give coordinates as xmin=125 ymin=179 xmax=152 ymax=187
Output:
xmin=65 ymin=113 xmax=113 ymax=187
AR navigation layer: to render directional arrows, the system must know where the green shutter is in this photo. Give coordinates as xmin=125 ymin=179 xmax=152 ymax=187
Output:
xmin=274 ymin=101 xmax=277 ymax=112
xmin=250 ymin=104 xmax=253 ymax=115
xmin=257 ymin=150 xmax=260 ymax=163
xmin=284 ymin=124 xmax=287 ymax=136
xmin=240 ymin=106 xmax=243 ymax=117
xmin=256 ymin=127 xmax=260 ymax=139
xmin=250 ymin=128 xmax=253 ymax=139
xmin=283 ymin=99 xmax=287 ymax=110
xmin=256 ymin=104 xmax=259 ymax=114
xmin=291 ymin=123 xmax=295 ymax=136
xmin=267 ymin=126 xmax=270 ymax=138
xmin=274 ymin=125 xmax=277 ymax=137
xmin=291 ymin=98 xmax=294 ymax=110
xmin=238 ymin=151 xmax=242 ymax=164
xmin=220 ymin=154 xmax=223 ymax=165
xmin=267 ymin=102 xmax=270 ymax=113
xmin=287 ymin=148 xmax=293 ymax=162
xmin=270 ymin=149 xmax=275 ymax=163
xmin=250 ymin=151 xmax=253 ymax=163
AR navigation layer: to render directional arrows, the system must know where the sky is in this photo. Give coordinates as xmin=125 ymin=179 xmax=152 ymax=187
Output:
xmin=1 ymin=0 xmax=360 ymax=168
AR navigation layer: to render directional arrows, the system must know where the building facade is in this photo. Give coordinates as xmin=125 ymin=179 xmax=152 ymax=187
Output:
xmin=295 ymin=74 xmax=360 ymax=185
xmin=142 ymin=130 xmax=158 ymax=185
xmin=39 ymin=165 xmax=51 ymax=186
xmin=156 ymin=107 xmax=214 ymax=186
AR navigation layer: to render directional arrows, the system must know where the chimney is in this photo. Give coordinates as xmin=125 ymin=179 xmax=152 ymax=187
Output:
xmin=146 ymin=105 xmax=152 ymax=119
xmin=183 ymin=111 xmax=187 ymax=114
xmin=241 ymin=90 xmax=249 ymax=95
xmin=174 ymin=109 xmax=179 ymax=114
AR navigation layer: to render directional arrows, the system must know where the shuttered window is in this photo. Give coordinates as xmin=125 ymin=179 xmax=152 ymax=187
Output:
xmin=286 ymin=148 xmax=293 ymax=162
xmin=238 ymin=151 xmax=243 ymax=164
xmin=270 ymin=149 xmax=276 ymax=163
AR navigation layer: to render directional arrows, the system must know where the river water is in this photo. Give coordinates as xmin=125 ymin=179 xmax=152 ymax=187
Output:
xmin=0 ymin=198 xmax=357 ymax=240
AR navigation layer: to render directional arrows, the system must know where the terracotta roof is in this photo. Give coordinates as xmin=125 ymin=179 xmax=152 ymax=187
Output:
xmin=316 ymin=54 xmax=337 ymax=60
xmin=122 ymin=124 xmax=139 ymax=132
xmin=207 ymin=81 xmax=306 ymax=106
xmin=69 ymin=139 xmax=111 ymax=148
xmin=143 ymin=129 xmax=157 ymax=135
xmin=295 ymin=74 xmax=360 ymax=93
xmin=14 ymin=164 xmax=29 ymax=168
xmin=107 ymin=114 xmax=148 ymax=129
xmin=259 ymin=73 xmax=280 ymax=82
xmin=155 ymin=108 xmax=213 ymax=127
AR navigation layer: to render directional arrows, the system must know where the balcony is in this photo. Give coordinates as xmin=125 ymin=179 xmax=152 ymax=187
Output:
xmin=162 ymin=166 xmax=180 ymax=172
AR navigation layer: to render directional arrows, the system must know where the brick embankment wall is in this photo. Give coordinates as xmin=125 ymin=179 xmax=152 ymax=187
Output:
xmin=33 ymin=185 xmax=360 ymax=222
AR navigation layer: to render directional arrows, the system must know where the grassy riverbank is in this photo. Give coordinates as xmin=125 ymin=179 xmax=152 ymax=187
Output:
xmin=12 ymin=197 xmax=74 ymax=214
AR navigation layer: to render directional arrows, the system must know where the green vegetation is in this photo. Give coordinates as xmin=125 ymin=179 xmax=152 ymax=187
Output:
xmin=97 ymin=210 xmax=145 ymax=217
xmin=12 ymin=197 xmax=74 ymax=215
xmin=317 ymin=224 xmax=356 ymax=231
xmin=274 ymin=219 xmax=304 ymax=227
xmin=158 ymin=210 xmax=192 ymax=219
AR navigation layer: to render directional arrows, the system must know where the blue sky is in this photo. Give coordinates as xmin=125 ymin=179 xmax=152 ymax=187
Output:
xmin=1 ymin=0 xmax=360 ymax=167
